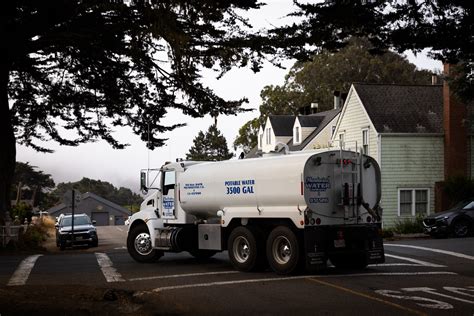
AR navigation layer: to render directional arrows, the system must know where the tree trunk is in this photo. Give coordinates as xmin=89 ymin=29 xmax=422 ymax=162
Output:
xmin=16 ymin=182 xmax=22 ymax=205
xmin=0 ymin=60 xmax=15 ymax=225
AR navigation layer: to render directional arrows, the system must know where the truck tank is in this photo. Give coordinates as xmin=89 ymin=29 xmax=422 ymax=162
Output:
xmin=178 ymin=150 xmax=381 ymax=220
xmin=178 ymin=152 xmax=310 ymax=219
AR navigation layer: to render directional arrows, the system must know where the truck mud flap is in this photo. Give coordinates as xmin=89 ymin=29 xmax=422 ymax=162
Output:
xmin=304 ymin=227 xmax=328 ymax=272
xmin=304 ymin=224 xmax=385 ymax=270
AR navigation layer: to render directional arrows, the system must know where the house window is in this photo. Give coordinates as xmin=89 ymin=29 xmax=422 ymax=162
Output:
xmin=331 ymin=126 xmax=336 ymax=137
xmin=295 ymin=126 xmax=300 ymax=143
xmin=259 ymin=134 xmax=263 ymax=149
xmin=398 ymin=189 xmax=429 ymax=216
xmin=362 ymin=129 xmax=369 ymax=154
xmin=266 ymin=128 xmax=272 ymax=145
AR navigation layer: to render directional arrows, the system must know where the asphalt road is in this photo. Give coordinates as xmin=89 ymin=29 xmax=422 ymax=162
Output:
xmin=1 ymin=226 xmax=473 ymax=315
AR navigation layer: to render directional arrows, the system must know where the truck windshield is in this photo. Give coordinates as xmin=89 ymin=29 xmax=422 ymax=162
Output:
xmin=164 ymin=171 xmax=175 ymax=186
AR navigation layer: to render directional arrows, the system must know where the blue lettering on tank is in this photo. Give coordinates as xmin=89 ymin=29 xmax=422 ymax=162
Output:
xmin=224 ymin=179 xmax=255 ymax=195
xmin=305 ymin=177 xmax=331 ymax=192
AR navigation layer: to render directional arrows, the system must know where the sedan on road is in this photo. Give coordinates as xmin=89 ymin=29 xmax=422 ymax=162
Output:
xmin=423 ymin=199 xmax=474 ymax=238
xmin=56 ymin=213 xmax=99 ymax=250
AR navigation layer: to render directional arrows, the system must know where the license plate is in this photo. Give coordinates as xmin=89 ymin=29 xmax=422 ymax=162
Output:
xmin=334 ymin=239 xmax=346 ymax=248
xmin=75 ymin=236 xmax=83 ymax=240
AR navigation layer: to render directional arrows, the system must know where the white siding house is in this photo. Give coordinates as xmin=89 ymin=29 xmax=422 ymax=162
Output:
xmin=333 ymin=83 xmax=445 ymax=227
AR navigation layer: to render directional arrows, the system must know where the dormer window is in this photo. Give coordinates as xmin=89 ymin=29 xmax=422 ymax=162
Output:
xmin=266 ymin=128 xmax=272 ymax=144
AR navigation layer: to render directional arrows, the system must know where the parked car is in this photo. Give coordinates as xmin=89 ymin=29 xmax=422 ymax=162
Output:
xmin=423 ymin=199 xmax=474 ymax=238
xmin=56 ymin=213 xmax=99 ymax=250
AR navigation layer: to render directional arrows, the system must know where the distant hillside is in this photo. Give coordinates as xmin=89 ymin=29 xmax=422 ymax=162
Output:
xmin=52 ymin=177 xmax=143 ymax=206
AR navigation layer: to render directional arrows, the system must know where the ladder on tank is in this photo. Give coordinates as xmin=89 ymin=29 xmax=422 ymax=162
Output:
xmin=337 ymin=140 xmax=361 ymax=223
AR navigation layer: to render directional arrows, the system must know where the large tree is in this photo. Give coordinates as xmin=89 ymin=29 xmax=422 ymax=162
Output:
xmin=11 ymin=162 xmax=55 ymax=208
xmin=234 ymin=38 xmax=433 ymax=152
xmin=233 ymin=118 xmax=260 ymax=153
xmin=260 ymin=37 xmax=433 ymax=116
xmin=0 ymin=0 xmax=268 ymax=224
xmin=270 ymin=0 xmax=472 ymax=100
xmin=186 ymin=124 xmax=233 ymax=161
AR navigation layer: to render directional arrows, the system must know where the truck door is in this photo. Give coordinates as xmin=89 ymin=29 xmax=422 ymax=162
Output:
xmin=162 ymin=170 xmax=176 ymax=219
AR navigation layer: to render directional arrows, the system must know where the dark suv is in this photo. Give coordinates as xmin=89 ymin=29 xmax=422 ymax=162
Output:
xmin=423 ymin=199 xmax=474 ymax=238
xmin=56 ymin=214 xmax=99 ymax=250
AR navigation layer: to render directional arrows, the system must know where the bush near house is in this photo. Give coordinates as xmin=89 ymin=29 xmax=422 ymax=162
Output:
xmin=393 ymin=215 xmax=425 ymax=234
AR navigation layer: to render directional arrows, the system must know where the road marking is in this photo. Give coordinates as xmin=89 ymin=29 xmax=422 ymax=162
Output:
xmin=369 ymin=263 xmax=425 ymax=267
xmin=128 ymin=270 xmax=239 ymax=282
xmin=136 ymin=271 xmax=457 ymax=295
xmin=115 ymin=227 xmax=124 ymax=232
xmin=114 ymin=246 xmax=127 ymax=250
xmin=386 ymin=244 xmax=474 ymax=261
xmin=402 ymin=287 xmax=474 ymax=305
xmin=7 ymin=254 xmax=43 ymax=286
xmin=95 ymin=252 xmax=125 ymax=282
xmin=385 ymin=253 xmax=446 ymax=267
xmin=307 ymin=278 xmax=427 ymax=316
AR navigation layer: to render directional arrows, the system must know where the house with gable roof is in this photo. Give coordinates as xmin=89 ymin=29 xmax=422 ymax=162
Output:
xmin=332 ymin=83 xmax=448 ymax=227
xmin=256 ymin=107 xmax=342 ymax=155
xmin=47 ymin=192 xmax=130 ymax=226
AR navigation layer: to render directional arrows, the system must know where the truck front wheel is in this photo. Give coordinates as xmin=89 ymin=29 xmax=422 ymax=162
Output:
xmin=127 ymin=224 xmax=163 ymax=263
xmin=266 ymin=226 xmax=301 ymax=275
xmin=228 ymin=226 xmax=265 ymax=272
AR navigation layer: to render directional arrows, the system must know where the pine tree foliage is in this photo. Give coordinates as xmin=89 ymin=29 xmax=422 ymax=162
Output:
xmin=269 ymin=0 xmax=472 ymax=101
xmin=186 ymin=125 xmax=233 ymax=161
xmin=0 ymin=0 xmax=270 ymax=223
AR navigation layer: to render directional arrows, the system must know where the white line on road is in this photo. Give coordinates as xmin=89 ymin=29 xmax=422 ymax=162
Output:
xmin=95 ymin=252 xmax=125 ymax=282
xmin=7 ymin=254 xmax=43 ymax=286
xmin=369 ymin=263 xmax=425 ymax=267
xmin=136 ymin=271 xmax=457 ymax=294
xmin=129 ymin=270 xmax=239 ymax=282
xmin=385 ymin=244 xmax=474 ymax=261
xmin=114 ymin=246 xmax=127 ymax=250
xmin=385 ymin=253 xmax=446 ymax=267
xmin=115 ymin=227 xmax=124 ymax=232
xmin=403 ymin=287 xmax=474 ymax=305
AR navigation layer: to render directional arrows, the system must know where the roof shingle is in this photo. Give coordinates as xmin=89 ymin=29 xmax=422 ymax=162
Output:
xmin=353 ymin=83 xmax=443 ymax=134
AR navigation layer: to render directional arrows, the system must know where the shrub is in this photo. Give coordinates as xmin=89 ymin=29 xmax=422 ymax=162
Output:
xmin=381 ymin=229 xmax=394 ymax=238
xmin=11 ymin=202 xmax=33 ymax=222
xmin=393 ymin=215 xmax=425 ymax=234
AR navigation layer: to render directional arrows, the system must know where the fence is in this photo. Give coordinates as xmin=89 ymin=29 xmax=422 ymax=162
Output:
xmin=0 ymin=225 xmax=28 ymax=247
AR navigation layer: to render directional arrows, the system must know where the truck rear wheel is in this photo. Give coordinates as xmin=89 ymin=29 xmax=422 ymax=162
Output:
xmin=266 ymin=226 xmax=301 ymax=275
xmin=228 ymin=226 xmax=265 ymax=272
xmin=127 ymin=223 xmax=163 ymax=263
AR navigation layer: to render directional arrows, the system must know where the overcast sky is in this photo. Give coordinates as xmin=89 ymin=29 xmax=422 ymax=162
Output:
xmin=16 ymin=1 xmax=442 ymax=193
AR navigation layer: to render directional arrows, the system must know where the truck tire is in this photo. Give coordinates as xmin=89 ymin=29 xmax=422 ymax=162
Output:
xmin=452 ymin=218 xmax=470 ymax=238
xmin=228 ymin=226 xmax=265 ymax=272
xmin=127 ymin=224 xmax=163 ymax=263
xmin=266 ymin=226 xmax=301 ymax=275
xmin=188 ymin=249 xmax=218 ymax=260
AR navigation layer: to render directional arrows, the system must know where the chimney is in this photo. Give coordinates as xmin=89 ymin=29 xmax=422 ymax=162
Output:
xmin=333 ymin=91 xmax=341 ymax=109
xmin=443 ymin=63 xmax=468 ymax=179
xmin=310 ymin=103 xmax=318 ymax=114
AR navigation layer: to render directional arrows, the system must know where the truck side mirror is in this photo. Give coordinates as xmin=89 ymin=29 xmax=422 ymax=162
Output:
xmin=140 ymin=171 xmax=148 ymax=193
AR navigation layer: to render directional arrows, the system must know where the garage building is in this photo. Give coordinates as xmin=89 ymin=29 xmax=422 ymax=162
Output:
xmin=47 ymin=192 xmax=131 ymax=226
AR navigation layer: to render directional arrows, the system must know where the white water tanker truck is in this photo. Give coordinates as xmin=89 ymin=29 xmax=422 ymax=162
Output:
xmin=127 ymin=149 xmax=385 ymax=274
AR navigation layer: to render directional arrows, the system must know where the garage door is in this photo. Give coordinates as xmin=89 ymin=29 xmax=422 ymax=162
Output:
xmin=91 ymin=212 xmax=109 ymax=226
xmin=115 ymin=216 xmax=125 ymax=225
